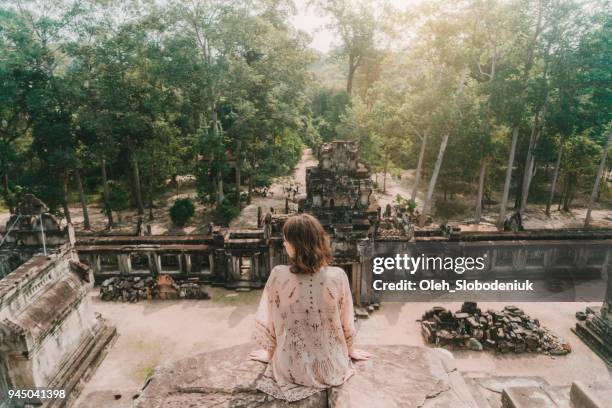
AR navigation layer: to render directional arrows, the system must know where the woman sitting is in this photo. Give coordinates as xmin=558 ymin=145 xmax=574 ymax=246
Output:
xmin=249 ymin=213 xmax=370 ymax=402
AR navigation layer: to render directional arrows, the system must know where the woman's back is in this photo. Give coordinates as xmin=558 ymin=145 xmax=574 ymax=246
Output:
xmin=253 ymin=264 xmax=356 ymax=401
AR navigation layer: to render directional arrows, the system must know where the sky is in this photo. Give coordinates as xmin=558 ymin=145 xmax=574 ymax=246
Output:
xmin=290 ymin=0 xmax=416 ymax=54
xmin=290 ymin=2 xmax=334 ymax=53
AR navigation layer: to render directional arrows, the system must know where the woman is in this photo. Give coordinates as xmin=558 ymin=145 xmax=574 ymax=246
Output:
xmin=249 ymin=213 xmax=370 ymax=402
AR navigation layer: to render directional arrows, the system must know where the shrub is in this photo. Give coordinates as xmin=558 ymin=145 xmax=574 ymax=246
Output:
xmin=106 ymin=184 xmax=130 ymax=213
xmin=170 ymin=198 xmax=196 ymax=227
xmin=215 ymin=199 xmax=240 ymax=225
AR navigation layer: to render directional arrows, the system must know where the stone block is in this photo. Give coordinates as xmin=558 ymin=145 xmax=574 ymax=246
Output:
xmin=570 ymin=381 xmax=612 ymax=408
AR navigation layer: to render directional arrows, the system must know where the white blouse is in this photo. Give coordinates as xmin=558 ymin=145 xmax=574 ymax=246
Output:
xmin=252 ymin=264 xmax=356 ymax=401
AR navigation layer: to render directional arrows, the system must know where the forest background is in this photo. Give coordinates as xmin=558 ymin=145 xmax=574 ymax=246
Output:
xmin=0 ymin=0 xmax=610 ymax=230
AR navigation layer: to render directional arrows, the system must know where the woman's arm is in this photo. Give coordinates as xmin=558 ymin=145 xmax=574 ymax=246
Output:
xmin=339 ymin=269 xmax=371 ymax=361
xmin=339 ymin=269 xmax=356 ymax=352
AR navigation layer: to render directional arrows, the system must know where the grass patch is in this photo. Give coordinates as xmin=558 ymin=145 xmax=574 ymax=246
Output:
xmin=138 ymin=363 xmax=157 ymax=381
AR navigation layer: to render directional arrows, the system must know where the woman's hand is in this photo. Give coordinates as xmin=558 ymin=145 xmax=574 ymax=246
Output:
xmin=248 ymin=349 xmax=272 ymax=363
xmin=349 ymin=349 xmax=372 ymax=361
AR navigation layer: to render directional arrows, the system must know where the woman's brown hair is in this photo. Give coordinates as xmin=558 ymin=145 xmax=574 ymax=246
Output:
xmin=282 ymin=213 xmax=332 ymax=274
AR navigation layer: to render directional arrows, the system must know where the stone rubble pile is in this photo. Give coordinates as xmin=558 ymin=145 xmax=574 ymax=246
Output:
xmin=420 ymin=302 xmax=571 ymax=355
xmin=100 ymin=276 xmax=157 ymax=302
xmin=100 ymin=276 xmax=209 ymax=302
xmin=178 ymin=282 xmax=211 ymax=300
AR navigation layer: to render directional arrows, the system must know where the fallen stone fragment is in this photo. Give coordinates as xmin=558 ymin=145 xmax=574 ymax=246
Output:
xmin=420 ymin=302 xmax=571 ymax=356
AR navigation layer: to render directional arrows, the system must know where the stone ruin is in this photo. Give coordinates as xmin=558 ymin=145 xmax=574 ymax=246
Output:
xmin=299 ymin=140 xmax=377 ymax=263
xmin=0 ymin=194 xmax=115 ymax=407
xmin=574 ymin=294 xmax=612 ymax=366
xmin=99 ymin=275 xmax=210 ymax=302
xmin=421 ymin=302 xmax=571 ymax=355
xmin=2 ymin=144 xmax=612 ymax=407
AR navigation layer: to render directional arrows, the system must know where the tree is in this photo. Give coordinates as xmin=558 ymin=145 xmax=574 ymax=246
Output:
xmin=170 ymin=198 xmax=196 ymax=227
xmin=314 ymin=0 xmax=378 ymax=99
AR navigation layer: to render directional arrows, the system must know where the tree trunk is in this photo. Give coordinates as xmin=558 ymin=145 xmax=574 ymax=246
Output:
xmin=558 ymin=174 xmax=567 ymax=211
xmin=474 ymin=159 xmax=487 ymax=223
xmin=217 ymin=176 xmax=224 ymax=204
xmin=1 ymin=174 xmax=7 ymax=195
xmin=412 ymin=129 xmax=428 ymax=203
xmin=74 ymin=168 xmax=90 ymax=230
xmin=1 ymin=174 xmax=11 ymax=214
xmin=585 ymin=131 xmax=612 ymax=227
xmin=211 ymin=107 xmax=225 ymax=205
xmin=247 ymin=174 xmax=252 ymax=205
xmin=62 ymin=170 xmax=72 ymax=224
xmin=347 ymin=53 xmax=356 ymax=98
xmin=101 ymin=159 xmax=114 ymax=227
xmin=419 ymin=134 xmax=449 ymax=227
xmin=497 ymin=126 xmax=519 ymax=229
xmin=383 ymin=153 xmax=388 ymax=194
xmin=564 ymin=178 xmax=575 ymax=211
xmin=235 ymin=139 xmax=241 ymax=208
xmin=519 ymin=103 xmax=547 ymax=213
xmin=131 ymin=155 xmax=144 ymax=216
xmin=148 ymin=166 xmax=154 ymax=221
xmin=562 ymin=175 xmax=572 ymax=211
xmin=498 ymin=0 xmax=542 ymax=226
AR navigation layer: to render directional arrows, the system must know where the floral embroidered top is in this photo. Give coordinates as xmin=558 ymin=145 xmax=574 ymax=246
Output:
xmin=252 ymin=264 xmax=356 ymax=402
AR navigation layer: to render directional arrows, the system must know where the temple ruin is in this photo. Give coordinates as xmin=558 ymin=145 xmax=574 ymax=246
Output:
xmin=0 ymin=195 xmax=115 ymax=407
xmin=1 ymin=141 xmax=611 ymax=407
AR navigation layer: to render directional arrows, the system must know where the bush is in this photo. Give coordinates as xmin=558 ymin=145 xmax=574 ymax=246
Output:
xmin=215 ymin=199 xmax=240 ymax=225
xmin=107 ymin=183 xmax=130 ymax=213
xmin=170 ymin=198 xmax=196 ymax=227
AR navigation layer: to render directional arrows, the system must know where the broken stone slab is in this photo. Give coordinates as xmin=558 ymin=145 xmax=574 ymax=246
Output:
xmin=133 ymin=343 xmax=479 ymax=408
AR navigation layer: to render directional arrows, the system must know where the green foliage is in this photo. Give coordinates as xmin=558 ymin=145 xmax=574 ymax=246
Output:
xmin=215 ymin=199 xmax=240 ymax=225
xmin=106 ymin=184 xmax=130 ymax=213
xmin=169 ymin=198 xmax=196 ymax=227
xmin=0 ymin=0 xmax=610 ymax=225
xmin=311 ymin=89 xmax=349 ymax=142
xmin=395 ymin=195 xmax=417 ymax=214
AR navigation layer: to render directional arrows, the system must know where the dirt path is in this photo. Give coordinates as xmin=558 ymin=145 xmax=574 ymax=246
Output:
xmin=230 ymin=148 xmax=317 ymax=229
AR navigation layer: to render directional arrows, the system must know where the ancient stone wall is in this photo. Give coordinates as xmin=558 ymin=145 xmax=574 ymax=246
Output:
xmin=0 ymin=247 xmax=113 ymax=405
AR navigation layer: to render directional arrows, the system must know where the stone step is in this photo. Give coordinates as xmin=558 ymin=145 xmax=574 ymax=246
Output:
xmin=570 ymin=381 xmax=612 ymax=408
xmin=501 ymin=386 xmax=557 ymax=408
xmin=572 ymin=324 xmax=612 ymax=367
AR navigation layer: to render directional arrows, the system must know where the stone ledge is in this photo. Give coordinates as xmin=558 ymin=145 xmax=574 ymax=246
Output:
xmin=130 ymin=343 xmax=479 ymax=408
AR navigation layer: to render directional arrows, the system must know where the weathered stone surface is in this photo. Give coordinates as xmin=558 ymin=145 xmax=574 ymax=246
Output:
xmin=133 ymin=343 xmax=478 ymax=408
xmin=330 ymin=346 xmax=477 ymax=408
xmin=133 ymin=343 xmax=325 ymax=408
